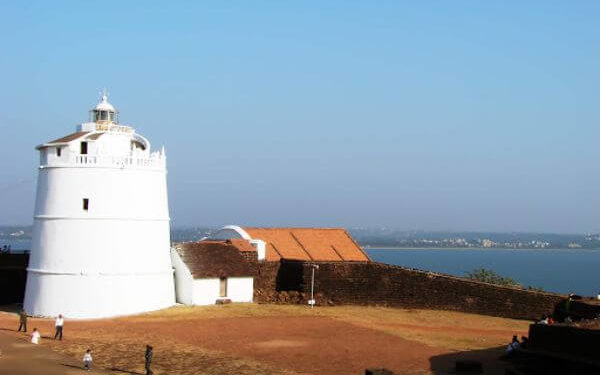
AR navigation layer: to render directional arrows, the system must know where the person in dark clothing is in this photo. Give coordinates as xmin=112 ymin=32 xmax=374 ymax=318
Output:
xmin=18 ymin=310 xmax=27 ymax=332
xmin=54 ymin=314 xmax=64 ymax=340
xmin=144 ymin=345 xmax=153 ymax=375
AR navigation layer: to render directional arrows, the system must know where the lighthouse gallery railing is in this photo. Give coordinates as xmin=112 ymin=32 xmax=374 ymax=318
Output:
xmin=43 ymin=153 xmax=165 ymax=170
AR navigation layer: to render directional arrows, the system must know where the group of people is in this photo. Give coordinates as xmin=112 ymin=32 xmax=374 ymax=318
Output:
xmin=18 ymin=310 xmax=63 ymax=342
xmin=17 ymin=309 xmax=154 ymax=374
xmin=536 ymin=315 xmax=556 ymax=325
xmin=505 ymin=335 xmax=528 ymax=356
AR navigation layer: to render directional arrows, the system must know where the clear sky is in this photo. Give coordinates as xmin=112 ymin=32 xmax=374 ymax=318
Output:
xmin=0 ymin=1 xmax=598 ymax=233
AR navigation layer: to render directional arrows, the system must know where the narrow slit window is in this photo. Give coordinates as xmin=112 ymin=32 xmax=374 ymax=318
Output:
xmin=56 ymin=147 xmax=62 ymax=157
xmin=219 ymin=277 xmax=227 ymax=297
xmin=80 ymin=141 xmax=88 ymax=155
xmin=83 ymin=198 xmax=89 ymax=211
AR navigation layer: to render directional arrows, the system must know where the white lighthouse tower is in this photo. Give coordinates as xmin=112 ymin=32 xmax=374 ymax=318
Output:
xmin=24 ymin=93 xmax=175 ymax=318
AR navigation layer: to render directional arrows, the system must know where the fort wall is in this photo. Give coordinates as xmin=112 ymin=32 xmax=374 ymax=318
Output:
xmin=253 ymin=260 xmax=565 ymax=320
xmin=4 ymin=252 xmax=570 ymax=320
xmin=0 ymin=254 xmax=29 ymax=305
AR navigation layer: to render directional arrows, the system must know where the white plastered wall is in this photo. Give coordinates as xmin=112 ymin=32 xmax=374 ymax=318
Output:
xmin=170 ymin=249 xmax=193 ymax=305
xmin=192 ymin=279 xmax=221 ymax=305
xmin=191 ymin=277 xmax=254 ymax=305
xmin=226 ymin=277 xmax=254 ymax=303
xmin=24 ymin=127 xmax=175 ymax=319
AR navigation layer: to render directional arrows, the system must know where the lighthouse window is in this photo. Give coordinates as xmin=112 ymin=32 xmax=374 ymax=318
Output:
xmin=80 ymin=141 xmax=88 ymax=155
xmin=82 ymin=198 xmax=89 ymax=211
xmin=131 ymin=140 xmax=146 ymax=151
xmin=56 ymin=147 xmax=62 ymax=157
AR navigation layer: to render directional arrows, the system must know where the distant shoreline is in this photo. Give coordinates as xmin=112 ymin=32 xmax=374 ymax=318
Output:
xmin=362 ymin=246 xmax=600 ymax=251
xmin=363 ymin=246 xmax=500 ymax=250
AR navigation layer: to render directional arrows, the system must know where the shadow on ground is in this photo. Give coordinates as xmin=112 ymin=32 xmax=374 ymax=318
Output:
xmin=430 ymin=345 xmax=510 ymax=375
xmin=431 ymin=346 xmax=600 ymax=375
xmin=0 ymin=304 xmax=22 ymax=314
xmin=109 ymin=368 xmax=144 ymax=374
xmin=61 ymin=363 xmax=85 ymax=370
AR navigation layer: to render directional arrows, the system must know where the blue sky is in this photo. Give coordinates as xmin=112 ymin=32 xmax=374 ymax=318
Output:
xmin=1 ymin=1 xmax=599 ymax=232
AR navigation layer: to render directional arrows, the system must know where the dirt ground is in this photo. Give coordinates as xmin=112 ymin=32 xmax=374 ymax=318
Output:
xmin=0 ymin=304 xmax=530 ymax=375
xmin=0 ymin=330 xmax=109 ymax=375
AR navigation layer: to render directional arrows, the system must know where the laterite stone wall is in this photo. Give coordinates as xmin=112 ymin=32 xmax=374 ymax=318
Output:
xmin=253 ymin=259 xmax=565 ymax=320
xmin=0 ymin=253 xmax=29 ymax=304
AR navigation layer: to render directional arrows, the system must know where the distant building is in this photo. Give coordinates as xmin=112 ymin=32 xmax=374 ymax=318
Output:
xmin=481 ymin=239 xmax=495 ymax=248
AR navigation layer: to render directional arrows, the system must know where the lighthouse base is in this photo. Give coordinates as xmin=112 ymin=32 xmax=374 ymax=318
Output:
xmin=24 ymin=271 xmax=174 ymax=319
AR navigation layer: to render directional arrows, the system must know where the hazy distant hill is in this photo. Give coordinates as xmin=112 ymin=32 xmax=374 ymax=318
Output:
xmin=170 ymin=226 xmax=215 ymax=242
xmin=3 ymin=225 xmax=599 ymax=249
xmin=348 ymin=228 xmax=600 ymax=249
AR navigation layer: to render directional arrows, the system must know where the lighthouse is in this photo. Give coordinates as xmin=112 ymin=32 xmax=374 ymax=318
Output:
xmin=23 ymin=93 xmax=175 ymax=318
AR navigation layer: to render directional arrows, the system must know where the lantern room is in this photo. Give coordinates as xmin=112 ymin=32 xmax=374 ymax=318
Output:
xmin=91 ymin=92 xmax=118 ymax=124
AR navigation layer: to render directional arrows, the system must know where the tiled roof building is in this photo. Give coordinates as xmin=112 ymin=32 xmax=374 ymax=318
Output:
xmin=211 ymin=226 xmax=370 ymax=262
xmin=170 ymin=241 xmax=255 ymax=305
xmin=172 ymin=241 xmax=254 ymax=278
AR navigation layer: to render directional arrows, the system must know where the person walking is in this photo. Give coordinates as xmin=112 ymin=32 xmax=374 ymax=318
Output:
xmin=31 ymin=328 xmax=41 ymax=344
xmin=18 ymin=309 xmax=27 ymax=332
xmin=144 ymin=345 xmax=153 ymax=375
xmin=83 ymin=348 xmax=93 ymax=371
xmin=54 ymin=314 xmax=64 ymax=340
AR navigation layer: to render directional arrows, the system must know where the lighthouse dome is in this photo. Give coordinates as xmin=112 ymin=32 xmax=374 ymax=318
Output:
xmin=95 ymin=94 xmax=115 ymax=112
xmin=92 ymin=92 xmax=118 ymax=124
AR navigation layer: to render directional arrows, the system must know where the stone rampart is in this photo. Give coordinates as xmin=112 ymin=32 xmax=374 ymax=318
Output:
xmin=253 ymin=259 xmax=565 ymax=320
xmin=0 ymin=253 xmax=29 ymax=305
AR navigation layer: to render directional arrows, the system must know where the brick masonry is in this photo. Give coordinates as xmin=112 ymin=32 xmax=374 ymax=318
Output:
xmin=252 ymin=259 xmax=566 ymax=320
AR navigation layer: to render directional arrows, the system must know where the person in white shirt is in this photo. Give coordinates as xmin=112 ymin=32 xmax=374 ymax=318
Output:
xmin=54 ymin=314 xmax=64 ymax=340
xmin=83 ymin=349 xmax=93 ymax=371
xmin=31 ymin=328 xmax=41 ymax=344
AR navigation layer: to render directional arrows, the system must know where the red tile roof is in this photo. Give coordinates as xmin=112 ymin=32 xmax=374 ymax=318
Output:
xmin=242 ymin=228 xmax=370 ymax=262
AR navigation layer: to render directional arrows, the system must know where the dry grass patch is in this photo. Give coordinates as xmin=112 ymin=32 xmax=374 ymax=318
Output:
xmin=124 ymin=304 xmax=529 ymax=351
xmin=45 ymin=325 xmax=301 ymax=375
xmin=123 ymin=303 xmax=311 ymax=322
xmin=316 ymin=306 xmax=530 ymax=350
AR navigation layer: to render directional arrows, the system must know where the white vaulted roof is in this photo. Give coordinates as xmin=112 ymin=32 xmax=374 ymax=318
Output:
xmin=95 ymin=94 xmax=115 ymax=112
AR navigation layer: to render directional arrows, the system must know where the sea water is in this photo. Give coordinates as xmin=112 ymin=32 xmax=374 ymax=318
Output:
xmin=366 ymin=248 xmax=600 ymax=296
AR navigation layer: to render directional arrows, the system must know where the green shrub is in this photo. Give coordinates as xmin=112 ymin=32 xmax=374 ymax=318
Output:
xmin=465 ymin=268 xmax=522 ymax=287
